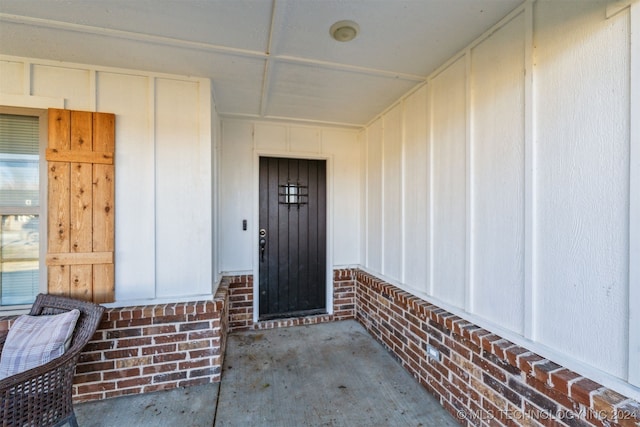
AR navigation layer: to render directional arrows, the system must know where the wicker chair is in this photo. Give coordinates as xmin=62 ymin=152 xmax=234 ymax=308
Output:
xmin=0 ymin=293 xmax=105 ymax=427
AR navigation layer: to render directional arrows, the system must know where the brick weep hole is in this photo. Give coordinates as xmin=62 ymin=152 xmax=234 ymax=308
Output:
xmin=0 ymin=268 xmax=638 ymax=426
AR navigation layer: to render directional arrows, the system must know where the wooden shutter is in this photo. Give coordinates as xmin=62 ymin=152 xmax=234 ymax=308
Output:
xmin=46 ymin=108 xmax=115 ymax=303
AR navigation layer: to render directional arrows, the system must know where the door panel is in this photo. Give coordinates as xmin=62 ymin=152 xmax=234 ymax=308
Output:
xmin=259 ymin=157 xmax=326 ymax=319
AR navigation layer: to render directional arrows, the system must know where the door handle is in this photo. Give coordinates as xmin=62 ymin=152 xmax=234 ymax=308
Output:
xmin=259 ymin=229 xmax=267 ymax=262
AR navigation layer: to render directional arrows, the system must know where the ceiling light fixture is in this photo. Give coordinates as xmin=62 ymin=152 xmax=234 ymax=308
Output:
xmin=330 ymin=20 xmax=359 ymax=42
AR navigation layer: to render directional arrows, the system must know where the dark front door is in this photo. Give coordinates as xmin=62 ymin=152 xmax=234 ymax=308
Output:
xmin=258 ymin=157 xmax=326 ymax=320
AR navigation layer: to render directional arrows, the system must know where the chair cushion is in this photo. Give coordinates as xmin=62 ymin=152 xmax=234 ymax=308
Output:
xmin=0 ymin=309 xmax=80 ymax=379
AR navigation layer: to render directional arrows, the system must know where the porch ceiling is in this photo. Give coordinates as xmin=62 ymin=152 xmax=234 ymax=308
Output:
xmin=0 ymin=0 xmax=522 ymax=127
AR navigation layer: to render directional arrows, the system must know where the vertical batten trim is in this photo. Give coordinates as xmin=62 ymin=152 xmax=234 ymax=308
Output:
xmin=364 ymin=128 xmax=370 ymax=267
xmin=89 ymin=70 xmax=97 ymax=111
xmin=212 ymin=102 xmax=221 ymax=286
xmin=198 ymin=78 xmax=213 ymax=293
xmin=380 ymin=119 xmax=386 ymax=276
xmin=425 ymin=83 xmax=432 ymax=296
xmin=628 ymin=1 xmax=640 ymax=386
xmin=427 ymin=78 xmax=435 ymax=296
xmin=148 ymin=76 xmax=158 ymax=300
xmin=464 ymin=49 xmax=473 ymax=313
xmin=23 ymin=61 xmax=31 ymax=96
xmin=359 ymin=131 xmax=366 ymax=266
xmin=400 ymin=100 xmax=407 ymax=284
xmin=523 ymin=0 xmax=536 ymax=340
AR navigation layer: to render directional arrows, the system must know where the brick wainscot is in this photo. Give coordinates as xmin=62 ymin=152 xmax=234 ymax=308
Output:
xmin=227 ymin=269 xmax=355 ymax=332
xmin=223 ymin=269 xmax=640 ymax=426
xmin=354 ymin=270 xmax=640 ymax=427
xmin=0 ymin=280 xmax=229 ymax=403
xmin=1 ymin=269 xmax=638 ymax=427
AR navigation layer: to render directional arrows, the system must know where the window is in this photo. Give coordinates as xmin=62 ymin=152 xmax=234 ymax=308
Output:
xmin=279 ymin=181 xmax=308 ymax=208
xmin=0 ymin=112 xmax=43 ymax=307
xmin=0 ymin=107 xmax=115 ymax=307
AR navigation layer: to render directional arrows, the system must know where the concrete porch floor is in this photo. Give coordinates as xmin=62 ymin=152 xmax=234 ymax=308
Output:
xmin=74 ymin=320 xmax=460 ymax=426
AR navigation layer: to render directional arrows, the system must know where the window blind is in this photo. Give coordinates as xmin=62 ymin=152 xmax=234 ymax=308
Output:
xmin=0 ymin=114 xmax=40 ymax=207
xmin=0 ymin=113 xmax=40 ymax=306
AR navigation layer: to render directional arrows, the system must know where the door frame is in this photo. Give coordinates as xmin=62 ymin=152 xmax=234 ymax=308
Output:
xmin=252 ymin=150 xmax=333 ymax=324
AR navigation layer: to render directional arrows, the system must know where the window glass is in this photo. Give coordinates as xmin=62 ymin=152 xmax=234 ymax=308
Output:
xmin=0 ymin=114 xmax=40 ymax=306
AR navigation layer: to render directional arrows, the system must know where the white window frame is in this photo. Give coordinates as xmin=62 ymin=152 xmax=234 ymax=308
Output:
xmin=0 ymin=106 xmax=48 ymax=313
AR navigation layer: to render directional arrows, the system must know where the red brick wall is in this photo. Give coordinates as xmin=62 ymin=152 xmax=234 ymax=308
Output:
xmin=7 ymin=267 xmax=635 ymax=426
xmin=72 ymin=280 xmax=229 ymax=402
xmin=0 ymin=270 xmax=356 ymax=404
xmin=227 ymin=274 xmax=254 ymax=331
xmin=227 ymin=268 xmax=356 ymax=332
xmin=333 ymin=268 xmax=356 ymax=320
xmin=355 ymin=270 xmax=640 ymax=427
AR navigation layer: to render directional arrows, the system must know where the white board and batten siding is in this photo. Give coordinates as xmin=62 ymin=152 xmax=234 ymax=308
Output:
xmin=218 ymin=119 xmax=361 ymax=275
xmin=218 ymin=120 xmax=254 ymax=273
xmin=365 ymin=118 xmax=383 ymax=273
xmin=154 ymin=78 xmax=212 ymax=298
xmin=430 ymin=56 xmax=468 ymax=309
xmin=322 ymin=128 xmax=362 ymax=266
xmin=402 ymin=84 xmax=429 ymax=292
xmin=382 ymin=104 xmax=403 ymax=281
xmin=470 ymin=12 xmax=526 ymax=334
xmin=2 ymin=0 xmax=639 ymax=399
xmin=534 ymin=0 xmax=631 ymax=381
xmin=0 ymin=56 xmax=215 ymax=304
xmin=361 ymin=1 xmax=640 ymax=397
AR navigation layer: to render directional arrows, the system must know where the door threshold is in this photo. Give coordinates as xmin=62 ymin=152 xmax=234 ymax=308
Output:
xmin=259 ymin=309 xmax=327 ymax=322
xmin=253 ymin=312 xmax=336 ymax=331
